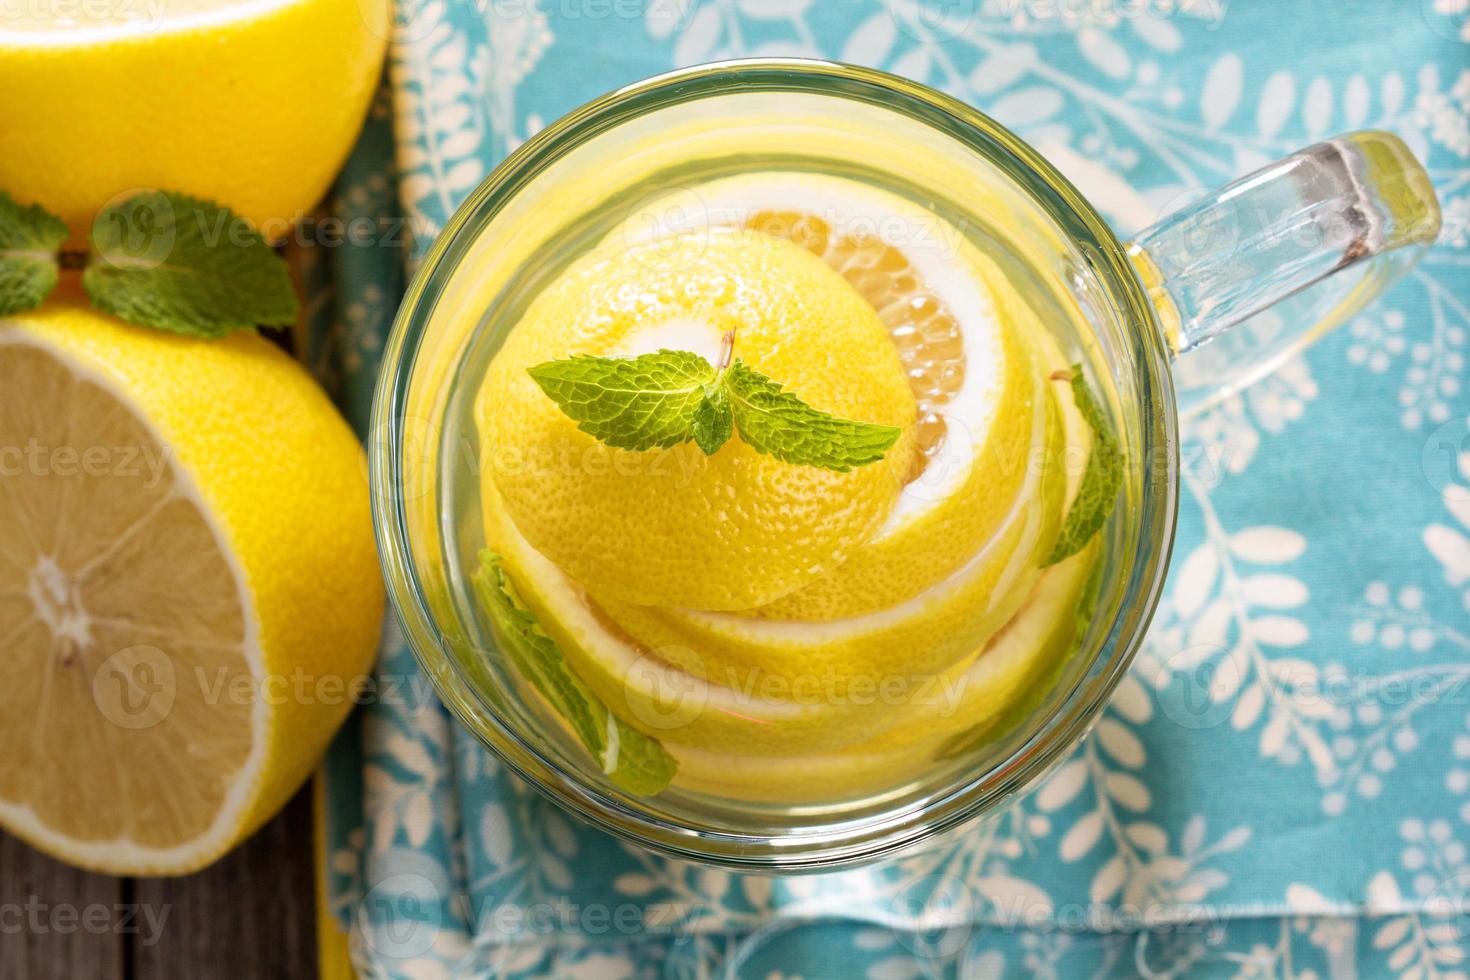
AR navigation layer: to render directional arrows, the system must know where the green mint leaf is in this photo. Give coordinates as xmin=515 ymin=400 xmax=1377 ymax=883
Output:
xmin=0 ymin=192 xmax=67 ymax=316
xmin=691 ymin=382 xmax=733 ymax=455
xmin=937 ymin=547 xmax=1104 ymax=761
xmin=82 ymin=190 xmax=298 ymax=337
xmin=472 ymin=551 xmax=677 ymax=796
xmin=603 ymin=723 xmax=682 ymax=798
xmin=1046 ymin=366 xmax=1122 ymax=565
xmin=527 ymin=349 xmax=717 ymax=451
xmin=725 ymin=359 xmax=901 ymax=472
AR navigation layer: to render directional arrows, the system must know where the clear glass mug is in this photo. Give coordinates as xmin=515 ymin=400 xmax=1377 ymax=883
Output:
xmin=370 ymin=60 xmax=1441 ymax=871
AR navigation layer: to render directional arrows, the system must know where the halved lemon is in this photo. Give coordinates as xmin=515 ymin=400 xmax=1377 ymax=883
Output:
xmin=0 ymin=296 xmax=382 ymax=874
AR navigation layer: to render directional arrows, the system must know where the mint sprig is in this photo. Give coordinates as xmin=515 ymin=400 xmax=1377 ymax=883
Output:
xmin=85 ymin=191 xmax=298 ymax=337
xmin=1045 ymin=365 xmax=1122 ymax=566
xmin=0 ymin=189 xmax=298 ymax=337
xmin=528 ymin=345 xmax=901 ymax=472
xmin=0 ymin=191 xmax=68 ymax=317
xmin=472 ymin=551 xmax=677 ymax=797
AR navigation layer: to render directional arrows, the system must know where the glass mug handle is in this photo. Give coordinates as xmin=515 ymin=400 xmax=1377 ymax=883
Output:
xmin=1126 ymin=130 xmax=1442 ymax=418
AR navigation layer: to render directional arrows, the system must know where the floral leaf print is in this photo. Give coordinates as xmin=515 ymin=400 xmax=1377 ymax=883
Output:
xmin=324 ymin=7 xmax=1470 ymax=979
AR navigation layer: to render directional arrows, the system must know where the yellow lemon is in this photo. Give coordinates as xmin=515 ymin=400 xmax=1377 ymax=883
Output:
xmin=477 ymin=230 xmax=917 ymax=612
xmin=0 ymin=0 xmax=388 ymax=240
xmin=0 ymin=294 xmax=383 ymax=874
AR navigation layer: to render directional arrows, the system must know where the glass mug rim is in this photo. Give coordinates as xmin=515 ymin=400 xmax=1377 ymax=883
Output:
xmin=371 ymin=58 xmax=1180 ymax=870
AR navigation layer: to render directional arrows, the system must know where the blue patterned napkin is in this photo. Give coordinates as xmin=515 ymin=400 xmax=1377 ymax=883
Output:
xmin=311 ymin=1 xmax=1470 ymax=976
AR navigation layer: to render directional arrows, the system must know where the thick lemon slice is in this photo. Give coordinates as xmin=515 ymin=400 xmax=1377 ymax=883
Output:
xmin=0 ymin=297 xmax=382 ymax=874
xmin=478 ymin=230 xmax=916 ymax=612
xmin=663 ymin=542 xmax=1102 ymax=803
xmin=593 ymin=379 xmax=1064 ymax=687
xmin=614 ymin=173 xmax=1042 ymax=619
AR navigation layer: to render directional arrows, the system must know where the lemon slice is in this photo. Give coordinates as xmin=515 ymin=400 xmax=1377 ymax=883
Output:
xmin=593 ymin=380 xmax=1064 ymax=687
xmin=663 ymin=543 xmax=1103 ymax=803
xmin=614 ymin=173 xmax=1041 ymax=619
xmin=479 ymin=325 xmax=1094 ymax=759
xmin=0 ymin=297 xmax=382 ymax=874
xmin=478 ymin=230 xmax=916 ymax=612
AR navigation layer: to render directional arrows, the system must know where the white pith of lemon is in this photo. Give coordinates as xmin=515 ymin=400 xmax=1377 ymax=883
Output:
xmin=0 ymin=296 xmax=382 ymax=874
xmin=477 ymin=230 xmax=917 ymax=613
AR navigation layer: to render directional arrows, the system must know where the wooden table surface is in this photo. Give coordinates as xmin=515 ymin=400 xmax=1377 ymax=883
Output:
xmin=0 ymin=784 xmax=318 ymax=978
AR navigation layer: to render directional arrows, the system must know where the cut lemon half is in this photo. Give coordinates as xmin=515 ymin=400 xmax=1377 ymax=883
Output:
xmin=614 ymin=172 xmax=1043 ymax=619
xmin=0 ymin=296 xmax=382 ymax=874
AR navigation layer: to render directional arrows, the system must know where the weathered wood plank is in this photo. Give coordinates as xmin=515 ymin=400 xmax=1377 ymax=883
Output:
xmin=130 ymin=784 xmax=318 ymax=979
xmin=0 ymin=831 xmax=125 ymax=980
